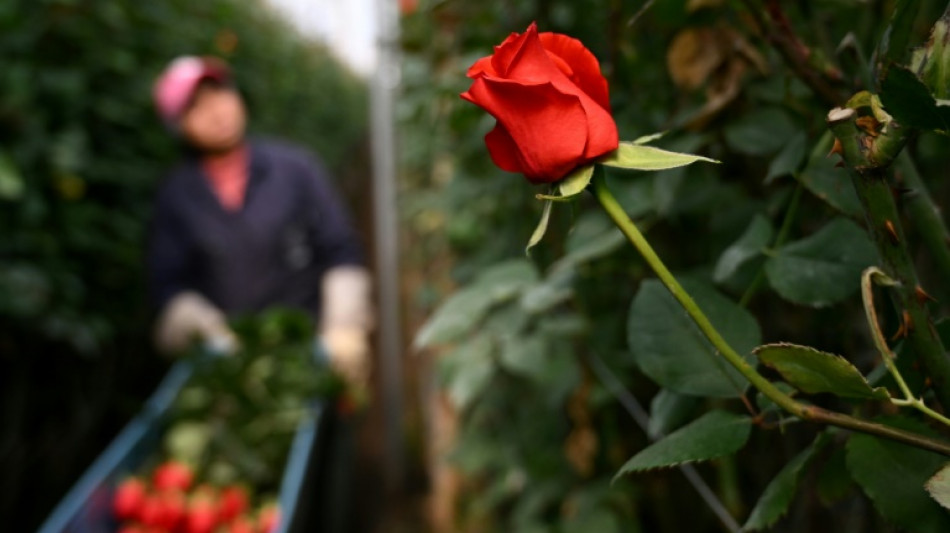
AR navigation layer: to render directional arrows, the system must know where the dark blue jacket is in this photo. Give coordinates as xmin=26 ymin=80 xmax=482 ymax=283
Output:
xmin=147 ymin=138 xmax=363 ymax=317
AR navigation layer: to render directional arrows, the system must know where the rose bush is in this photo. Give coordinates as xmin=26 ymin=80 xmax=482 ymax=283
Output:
xmin=461 ymin=22 xmax=618 ymax=183
xmin=411 ymin=5 xmax=950 ymax=531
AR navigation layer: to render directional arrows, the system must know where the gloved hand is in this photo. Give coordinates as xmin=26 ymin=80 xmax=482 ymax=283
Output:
xmin=154 ymin=291 xmax=238 ymax=355
xmin=321 ymin=326 xmax=371 ymax=388
xmin=320 ymin=266 xmax=374 ymax=391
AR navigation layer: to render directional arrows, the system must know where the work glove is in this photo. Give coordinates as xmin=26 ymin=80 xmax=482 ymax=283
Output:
xmin=319 ymin=266 xmax=374 ymax=391
xmin=154 ymin=291 xmax=238 ymax=356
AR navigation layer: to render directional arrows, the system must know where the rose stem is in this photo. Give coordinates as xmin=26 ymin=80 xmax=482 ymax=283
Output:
xmin=590 ymin=170 xmax=950 ymax=456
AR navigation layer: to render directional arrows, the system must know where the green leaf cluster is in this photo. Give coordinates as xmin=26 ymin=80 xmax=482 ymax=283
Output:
xmin=403 ymin=0 xmax=950 ymax=530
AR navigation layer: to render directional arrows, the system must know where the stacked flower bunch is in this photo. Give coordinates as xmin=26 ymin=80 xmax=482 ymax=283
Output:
xmin=112 ymin=309 xmax=345 ymax=533
xmin=112 ymin=460 xmax=278 ymax=533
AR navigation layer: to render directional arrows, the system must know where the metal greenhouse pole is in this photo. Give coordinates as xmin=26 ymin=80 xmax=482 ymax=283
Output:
xmin=370 ymin=0 xmax=404 ymax=490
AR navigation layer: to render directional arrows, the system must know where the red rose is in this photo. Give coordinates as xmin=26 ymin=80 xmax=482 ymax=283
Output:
xmin=113 ymin=477 xmax=147 ymax=521
xmin=155 ymin=489 xmax=187 ymax=530
xmin=185 ymin=491 xmax=220 ymax=533
xmin=227 ymin=516 xmax=257 ymax=533
xmin=257 ymin=504 xmax=280 ymax=533
xmin=461 ymin=22 xmax=618 ymax=184
xmin=152 ymin=460 xmax=193 ymax=492
xmin=218 ymin=485 xmax=249 ymax=523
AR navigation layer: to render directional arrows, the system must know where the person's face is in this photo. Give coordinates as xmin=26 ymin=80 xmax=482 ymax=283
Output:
xmin=179 ymin=82 xmax=246 ymax=153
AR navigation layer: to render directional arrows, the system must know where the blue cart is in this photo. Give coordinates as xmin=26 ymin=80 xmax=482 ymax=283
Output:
xmin=36 ymin=357 xmax=348 ymax=533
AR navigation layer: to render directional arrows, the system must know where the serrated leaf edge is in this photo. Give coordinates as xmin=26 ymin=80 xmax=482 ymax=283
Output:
xmin=753 ymin=342 xmax=890 ymax=400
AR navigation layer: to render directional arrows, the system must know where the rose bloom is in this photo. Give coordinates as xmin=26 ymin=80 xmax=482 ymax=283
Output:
xmin=461 ymin=22 xmax=619 ymax=184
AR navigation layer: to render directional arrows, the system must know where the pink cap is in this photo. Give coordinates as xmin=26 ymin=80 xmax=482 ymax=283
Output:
xmin=152 ymin=56 xmax=230 ymax=126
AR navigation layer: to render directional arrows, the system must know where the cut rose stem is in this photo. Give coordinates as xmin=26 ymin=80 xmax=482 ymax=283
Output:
xmin=590 ymin=170 xmax=950 ymax=456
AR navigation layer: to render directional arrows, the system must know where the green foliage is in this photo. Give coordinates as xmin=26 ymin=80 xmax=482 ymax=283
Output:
xmin=881 ymin=65 xmax=950 ymax=131
xmin=754 ymin=343 xmax=890 ymax=400
xmin=847 ymin=417 xmax=950 ymax=532
xmin=647 ymin=389 xmax=700 ymax=439
xmin=764 ymin=218 xmax=878 ymax=307
xmin=723 ymin=108 xmax=798 ymax=156
xmin=615 ymin=410 xmax=751 ymax=476
xmin=404 ymin=0 xmax=950 ymax=530
xmin=743 ymin=434 xmax=826 ymax=531
xmin=169 ymin=309 xmax=342 ymax=489
xmin=713 ymin=214 xmax=773 ymax=283
xmin=415 ymin=259 xmax=539 ymax=348
xmin=910 ymin=9 xmax=950 ymax=99
xmin=628 ymin=278 xmax=759 ymax=398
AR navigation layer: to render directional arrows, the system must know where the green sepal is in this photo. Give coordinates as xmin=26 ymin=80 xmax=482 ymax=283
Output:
xmin=525 ymin=198 xmax=553 ymax=256
xmin=599 ymin=142 xmax=718 ymax=171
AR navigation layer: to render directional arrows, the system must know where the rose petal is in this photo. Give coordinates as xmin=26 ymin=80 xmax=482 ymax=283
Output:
xmin=484 ymin=125 xmax=525 ymax=174
xmin=463 ymin=77 xmax=588 ymax=183
xmin=492 ymin=27 xmax=617 ymax=160
xmin=491 ymin=23 xmax=562 ymax=85
xmin=468 ymin=30 xmax=524 ymax=78
xmin=475 ymin=25 xmax=615 ymax=145
xmin=538 ymin=32 xmax=611 ymax=111
xmin=578 ymin=95 xmax=618 ymax=160
xmin=466 ymin=55 xmax=496 ymax=78
xmin=461 ymin=22 xmax=619 ymax=182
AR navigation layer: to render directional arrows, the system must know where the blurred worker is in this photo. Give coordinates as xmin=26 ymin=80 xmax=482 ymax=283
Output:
xmin=147 ymin=56 xmax=372 ymax=391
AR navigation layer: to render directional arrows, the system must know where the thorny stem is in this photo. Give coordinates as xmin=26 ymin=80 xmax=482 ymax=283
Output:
xmin=751 ymin=0 xmax=950 ymax=417
xmin=895 ymin=152 xmax=950 ymax=300
xmin=862 ymin=267 xmax=950 ymax=428
xmin=828 ymin=107 xmax=950 ymax=412
xmin=591 ymin=172 xmax=950 ymax=456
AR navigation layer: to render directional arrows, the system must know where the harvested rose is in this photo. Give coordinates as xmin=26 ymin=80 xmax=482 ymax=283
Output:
xmin=156 ymin=489 xmax=187 ymax=530
xmin=138 ymin=493 xmax=165 ymax=528
xmin=152 ymin=460 xmax=194 ymax=492
xmin=227 ymin=515 xmax=257 ymax=533
xmin=218 ymin=485 xmax=249 ymax=523
xmin=184 ymin=490 xmax=220 ymax=533
xmin=113 ymin=477 xmax=147 ymax=521
xmin=257 ymin=504 xmax=281 ymax=533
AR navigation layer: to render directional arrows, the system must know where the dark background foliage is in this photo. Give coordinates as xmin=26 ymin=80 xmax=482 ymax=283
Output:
xmin=0 ymin=1 xmax=367 ymax=528
xmin=402 ymin=0 xmax=950 ymax=531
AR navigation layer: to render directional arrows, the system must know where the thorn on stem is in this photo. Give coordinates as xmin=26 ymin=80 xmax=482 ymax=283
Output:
xmin=893 ymin=186 xmax=915 ymax=199
xmin=916 ymin=285 xmax=938 ymax=305
xmin=884 ymin=219 xmax=900 ymax=245
xmin=892 ymin=310 xmax=914 ymax=340
xmin=828 ymin=138 xmax=844 ymax=157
